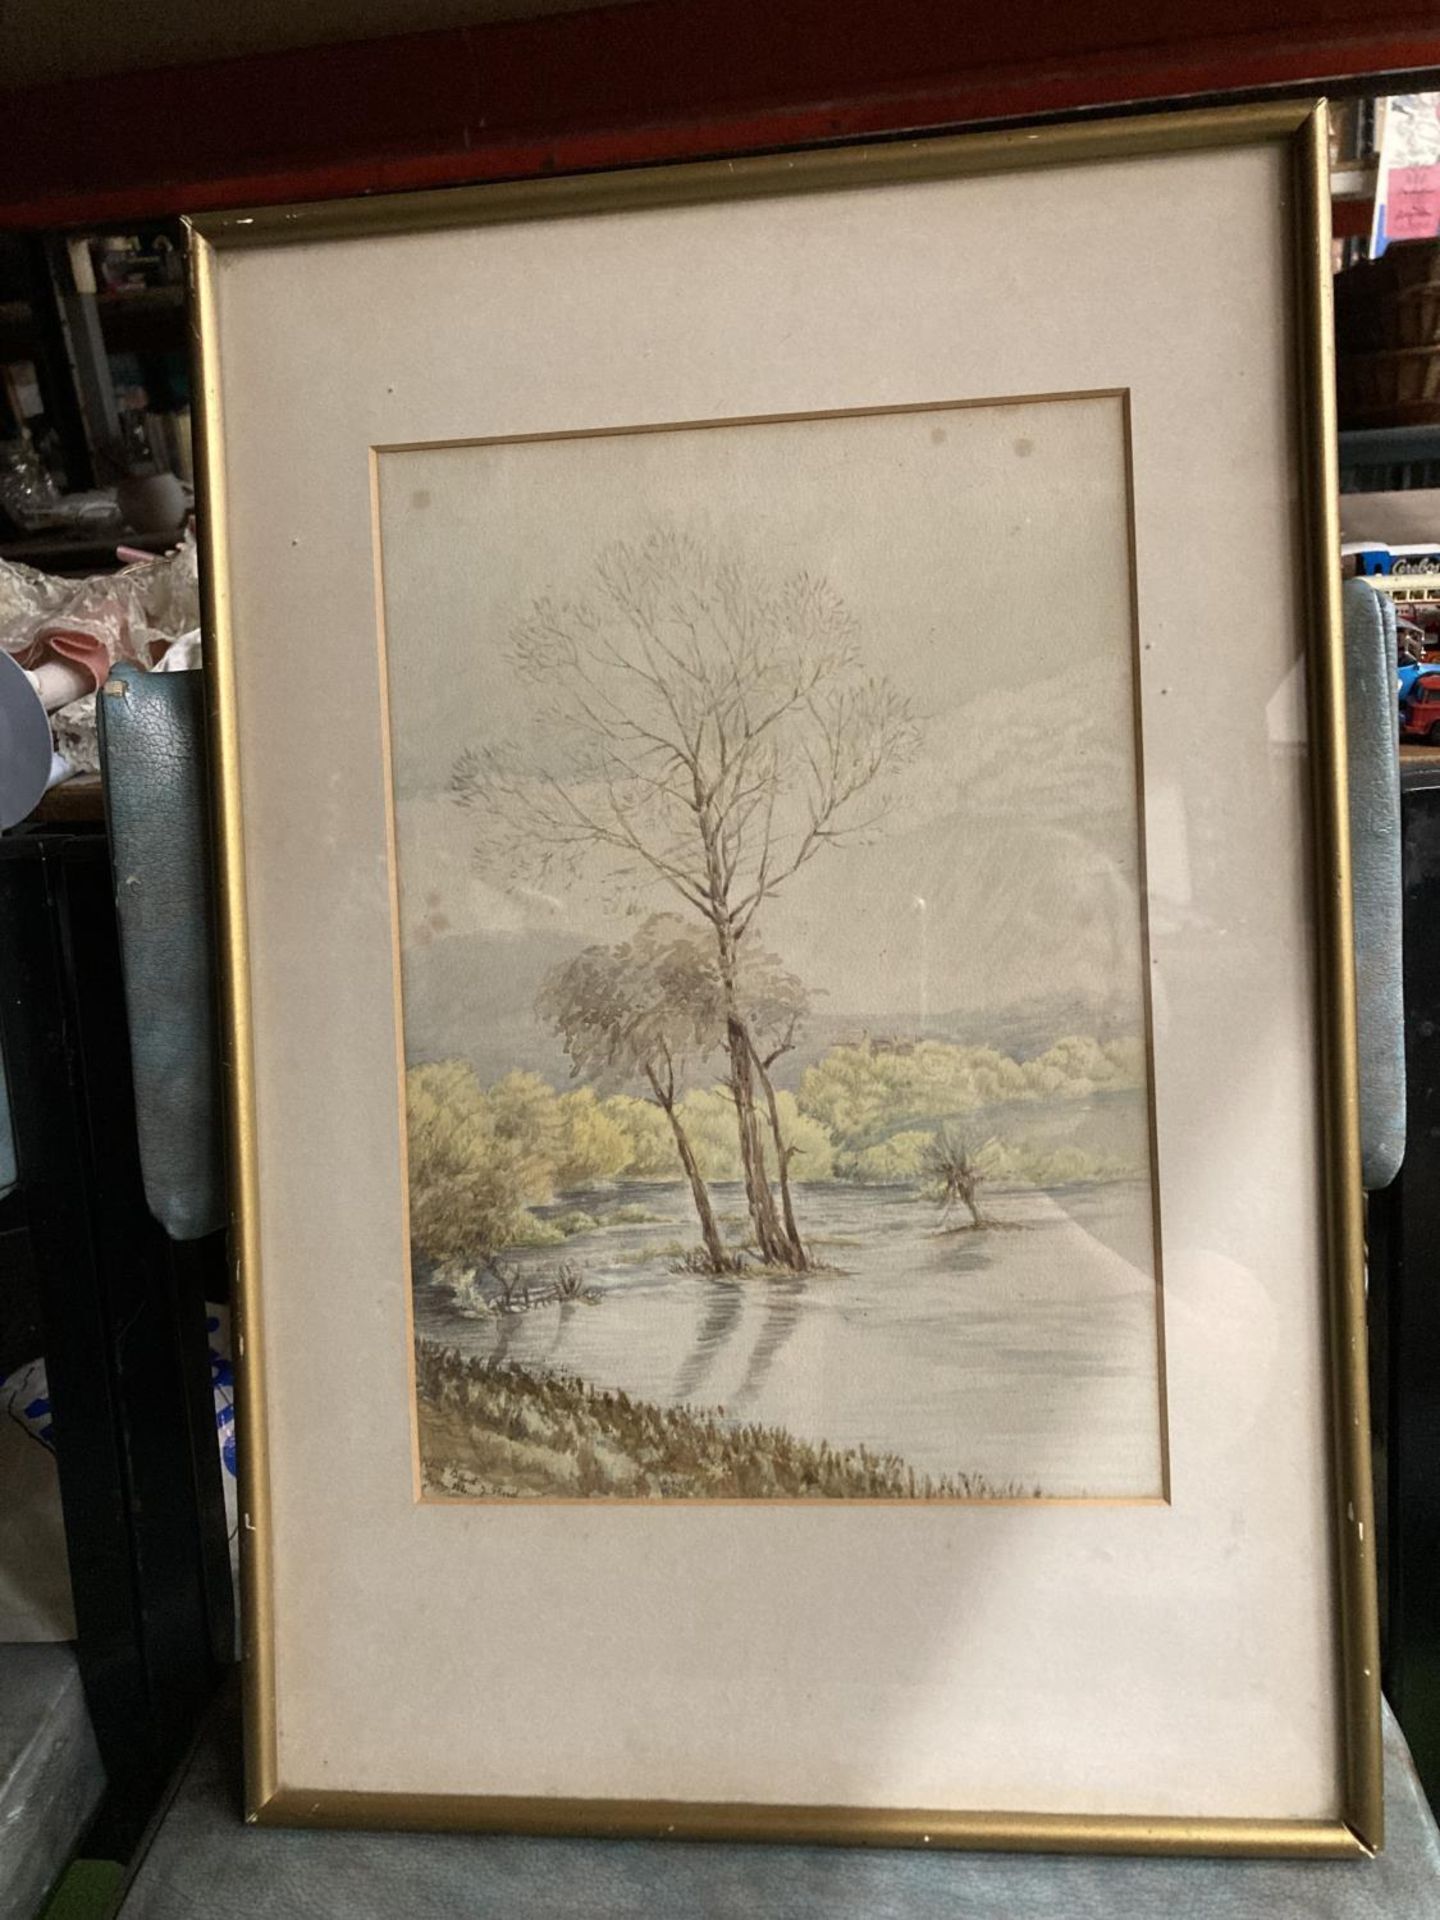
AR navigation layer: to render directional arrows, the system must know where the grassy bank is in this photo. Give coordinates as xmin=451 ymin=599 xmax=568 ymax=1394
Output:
xmin=416 ymin=1341 xmax=1034 ymax=1500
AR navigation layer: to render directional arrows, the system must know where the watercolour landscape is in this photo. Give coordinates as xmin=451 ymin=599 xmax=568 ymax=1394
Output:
xmin=376 ymin=394 xmax=1166 ymax=1502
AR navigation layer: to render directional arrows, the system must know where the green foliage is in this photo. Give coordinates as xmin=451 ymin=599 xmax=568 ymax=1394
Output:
xmin=672 ymin=1086 xmax=744 ymax=1179
xmin=553 ymin=1088 xmax=632 ymax=1187
xmin=837 ymin=1129 xmax=934 ymax=1184
xmin=478 ymin=1070 xmax=555 ymax=1202
xmin=601 ymin=1096 xmax=680 ymax=1176
xmin=800 ymin=1038 xmax=1006 ymax=1141
xmin=836 ymin=1125 xmax=1135 ymax=1193
xmin=1016 ymin=1034 xmax=1144 ymax=1099
xmin=407 ymin=1028 xmax=1144 ymax=1266
xmin=549 ymin=1209 xmax=599 ymax=1238
xmin=506 ymin=1215 xmax=567 ymax=1248
xmin=972 ymin=1137 xmax=1136 ymax=1189
xmin=641 ymin=1085 xmax=833 ymax=1184
xmin=406 ymin=1061 xmax=549 ymax=1266
xmin=798 ymin=1035 xmax=1143 ymax=1146
xmin=767 ymin=1090 xmax=834 ymax=1182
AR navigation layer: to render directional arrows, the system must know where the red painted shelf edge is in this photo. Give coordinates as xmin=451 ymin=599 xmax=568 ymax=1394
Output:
xmin=2 ymin=1 xmax=1439 ymax=224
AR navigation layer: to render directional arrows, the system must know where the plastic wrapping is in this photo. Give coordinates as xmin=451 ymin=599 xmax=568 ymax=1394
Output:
xmin=0 ymin=530 xmax=200 ymax=699
xmin=0 ymin=1308 xmax=238 ymax=1645
xmin=0 ymin=532 xmax=201 ymax=787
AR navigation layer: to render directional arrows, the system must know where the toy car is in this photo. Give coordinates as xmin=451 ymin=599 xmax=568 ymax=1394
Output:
xmin=1401 ymin=671 xmax=1440 ymax=744
xmin=1344 ymin=540 xmax=1440 ymax=577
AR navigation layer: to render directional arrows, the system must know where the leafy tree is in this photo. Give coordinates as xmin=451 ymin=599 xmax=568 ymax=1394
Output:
xmin=538 ymin=913 xmax=829 ymax=1269
xmin=601 ymin=1095 xmax=683 ymax=1177
xmin=670 ymin=1086 xmax=748 ymax=1182
xmin=655 ymin=1087 xmax=833 ymax=1186
xmin=537 ymin=916 xmax=736 ymax=1271
xmin=837 ymin=1128 xmax=934 ymax=1185
xmin=485 ymin=1070 xmax=561 ymax=1199
xmin=972 ymin=1137 xmax=1135 ymax=1189
xmin=405 ymin=1062 xmax=545 ymax=1267
xmin=759 ymin=1092 xmax=833 ymax=1184
xmin=798 ymin=1035 xmax=1145 ymax=1148
xmin=552 ymin=1089 xmax=632 ymax=1188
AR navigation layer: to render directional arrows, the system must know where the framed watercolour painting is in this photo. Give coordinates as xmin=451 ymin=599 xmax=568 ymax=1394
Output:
xmin=190 ymin=101 xmax=1379 ymax=1853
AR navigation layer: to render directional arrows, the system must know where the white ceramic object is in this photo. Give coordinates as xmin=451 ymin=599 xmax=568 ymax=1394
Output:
xmin=116 ymin=470 xmax=187 ymax=534
xmin=0 ymin=649 xmax=55 ymax=827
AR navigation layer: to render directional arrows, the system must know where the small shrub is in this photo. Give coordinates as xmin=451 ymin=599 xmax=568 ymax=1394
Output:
xmin=551 ymin=1209 xmax=598 ymax=1238
xmin=506 ymin=1215 xmax=567 ymax=1248
xmin=598 ymin=1203 xmax=663 ymax=1226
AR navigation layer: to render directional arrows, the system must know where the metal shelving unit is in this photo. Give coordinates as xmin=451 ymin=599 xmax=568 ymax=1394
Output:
xmin=0 ymin=225 xmax=190 ymax=568
xmin=1339 ymin=426 xmax=1440 ymax=494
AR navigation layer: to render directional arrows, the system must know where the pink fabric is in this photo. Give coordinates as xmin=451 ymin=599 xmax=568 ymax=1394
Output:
xmin=15 ymin=622 xmax=118 ymax=693
xmin=0 ymin=535 xmax=199 ymax=713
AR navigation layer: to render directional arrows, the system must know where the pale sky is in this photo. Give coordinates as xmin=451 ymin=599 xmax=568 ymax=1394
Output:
xmin=375 ymin=394 xmax=1145 ymax=1028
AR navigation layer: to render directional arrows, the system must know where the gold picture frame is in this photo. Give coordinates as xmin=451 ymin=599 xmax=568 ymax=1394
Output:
xmin=189 ymin=99 xmax=1380 ymax=1854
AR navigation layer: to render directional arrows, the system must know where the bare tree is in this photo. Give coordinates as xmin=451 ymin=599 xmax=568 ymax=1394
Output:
xmin=457 ymin=528 xmax=920 ymax=1270
xmin=922 ymin=1128 xmax=989 ymax=1231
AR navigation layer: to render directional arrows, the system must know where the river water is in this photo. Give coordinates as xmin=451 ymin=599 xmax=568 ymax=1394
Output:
xmin=410 ymin=1179 xmax=1165 ymax=1497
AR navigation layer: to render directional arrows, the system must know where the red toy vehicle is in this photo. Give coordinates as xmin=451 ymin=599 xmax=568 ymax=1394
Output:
xmin=1402 ymin=672 xmax=1440 ymax=744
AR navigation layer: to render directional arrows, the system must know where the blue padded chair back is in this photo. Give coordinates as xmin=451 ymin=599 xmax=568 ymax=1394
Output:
xmin=1344 ymin=578 xmax=1405 ymax=1191
xmin=97 ymin=665 xmax=224 ymax=1241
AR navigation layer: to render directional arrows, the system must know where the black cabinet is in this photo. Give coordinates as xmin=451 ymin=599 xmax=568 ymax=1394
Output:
xmin=1371 ymin=763 xmax=1440 ymax=1809
xmin=0 ymin=824 xmax=229 ymax=1835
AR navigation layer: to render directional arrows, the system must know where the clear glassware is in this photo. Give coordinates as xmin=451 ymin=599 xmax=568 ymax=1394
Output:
xmin=0 ymin=438 xmax=61 ymax=531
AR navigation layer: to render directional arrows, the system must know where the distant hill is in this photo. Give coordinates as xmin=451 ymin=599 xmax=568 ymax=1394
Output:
xmin=914 ymin=988 xmax=1141 ymax=1062
xmin=400 ymin=928 xmax=588 ymax=1088
xmin=400 ymin=929 xmax=1141 ymax=1092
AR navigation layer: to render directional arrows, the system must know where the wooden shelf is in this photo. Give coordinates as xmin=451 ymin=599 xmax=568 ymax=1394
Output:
xmin=30 ymin=773 xmax=104 ymax=824
xmin=0 ymin=525 xmax=184 ymax=575
xmin=94 ymin=285 xmax=184 ymax=312
xmin=1340 ymin=426 xmax=1440 ymax=493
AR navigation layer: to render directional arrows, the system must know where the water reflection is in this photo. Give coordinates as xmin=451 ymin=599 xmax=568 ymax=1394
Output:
xmin=672 ymin=1282 xmax=744 ymax=1402
xmin=545 ymin=1297 xmax=577 ymax=1361
xmin=730 ymin=1279 xmax=806 ymax=1415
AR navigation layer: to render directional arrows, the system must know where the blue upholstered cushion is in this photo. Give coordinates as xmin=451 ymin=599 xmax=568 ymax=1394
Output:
xmin=1343 ymin=578 xmax=1406 ymax=1191
xmin=97 ymin=665 xmax=224 ymax=1241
